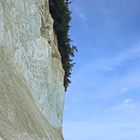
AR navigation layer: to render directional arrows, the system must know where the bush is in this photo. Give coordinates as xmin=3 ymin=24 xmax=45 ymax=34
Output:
xmin=49 ymin=0 xmax=77 ymax=91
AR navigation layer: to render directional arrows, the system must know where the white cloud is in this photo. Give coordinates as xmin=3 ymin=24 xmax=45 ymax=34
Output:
xmin=98 ymin=70 xmax=140 ymax=98
xmin=75 ymin=42 xmax=140 ymax=74
xmin=114 ymin=99 xmax=136 ymax=111
xmin=120 ymin=87 xmax=128 ymax=93
xmin=94 ymin=43 xmax=140 ymax=72
xmin=79 ymin=13 xmax=87 ymax=22
xmin=71 ymin=42 xmax=140 ymax=99
xmin=74 ymin=8 xmax=87 ymax=21
xmin=73 ymin=8 xmax=89 ymax=33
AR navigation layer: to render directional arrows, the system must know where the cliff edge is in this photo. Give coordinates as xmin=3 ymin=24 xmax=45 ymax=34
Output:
xmin=0 ymin=0 xmax=65 ymax=139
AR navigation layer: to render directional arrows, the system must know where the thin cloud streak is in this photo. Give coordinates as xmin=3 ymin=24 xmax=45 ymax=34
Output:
xmin=113 ymin=99 xmax=140 ymax=114
xmin=69 ymin=42 xmax=140 ymax=98
xmin=75 ymin=42 xmax=140 ymax=75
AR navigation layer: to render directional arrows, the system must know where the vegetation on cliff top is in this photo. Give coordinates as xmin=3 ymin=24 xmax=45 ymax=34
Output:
xmin=49 ymin=0 xmax=77 ymax=91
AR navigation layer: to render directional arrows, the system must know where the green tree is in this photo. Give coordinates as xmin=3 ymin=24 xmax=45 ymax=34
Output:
xmin=49 ymin=0 xmax=77 ymax=91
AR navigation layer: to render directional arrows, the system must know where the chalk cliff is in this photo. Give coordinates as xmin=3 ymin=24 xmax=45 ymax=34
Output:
xmin=0 ymin=0 xmax=65 ymax=139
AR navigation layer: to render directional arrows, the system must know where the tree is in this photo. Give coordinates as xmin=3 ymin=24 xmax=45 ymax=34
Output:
xmin=49 ymin=0 xmax=77 ymax=91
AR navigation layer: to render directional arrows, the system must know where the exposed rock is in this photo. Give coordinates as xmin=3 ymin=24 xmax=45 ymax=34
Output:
xmin=0 ymin=0 xmax=65 ymax=139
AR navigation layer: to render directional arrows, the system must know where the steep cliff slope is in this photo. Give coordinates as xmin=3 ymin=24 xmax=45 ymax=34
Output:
xmin=0 ymin=0 xmax=65 ymax=139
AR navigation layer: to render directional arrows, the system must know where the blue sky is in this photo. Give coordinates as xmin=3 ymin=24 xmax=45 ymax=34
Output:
xmin=63 ymin=0 xmax=140 ymax=139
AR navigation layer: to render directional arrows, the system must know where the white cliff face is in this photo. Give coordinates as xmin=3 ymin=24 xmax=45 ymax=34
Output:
xmin=0 ymin=0 xmax=65 ymax=139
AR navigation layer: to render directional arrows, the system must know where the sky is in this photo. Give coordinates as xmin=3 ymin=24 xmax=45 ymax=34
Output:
xmin=63 ymin=0 xmax=140 ymax=140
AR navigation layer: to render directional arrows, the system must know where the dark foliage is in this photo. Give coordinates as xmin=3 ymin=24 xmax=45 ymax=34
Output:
xmin=49 ymin=0 xmax=77 ymax=91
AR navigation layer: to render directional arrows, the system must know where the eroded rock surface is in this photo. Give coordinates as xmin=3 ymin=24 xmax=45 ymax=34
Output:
xmin=0 ymin=0 xmax=65 ymax=139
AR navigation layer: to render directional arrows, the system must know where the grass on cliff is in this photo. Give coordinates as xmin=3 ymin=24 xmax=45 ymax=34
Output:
xmin=49 ymin=0 xmax=77 ymax=91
